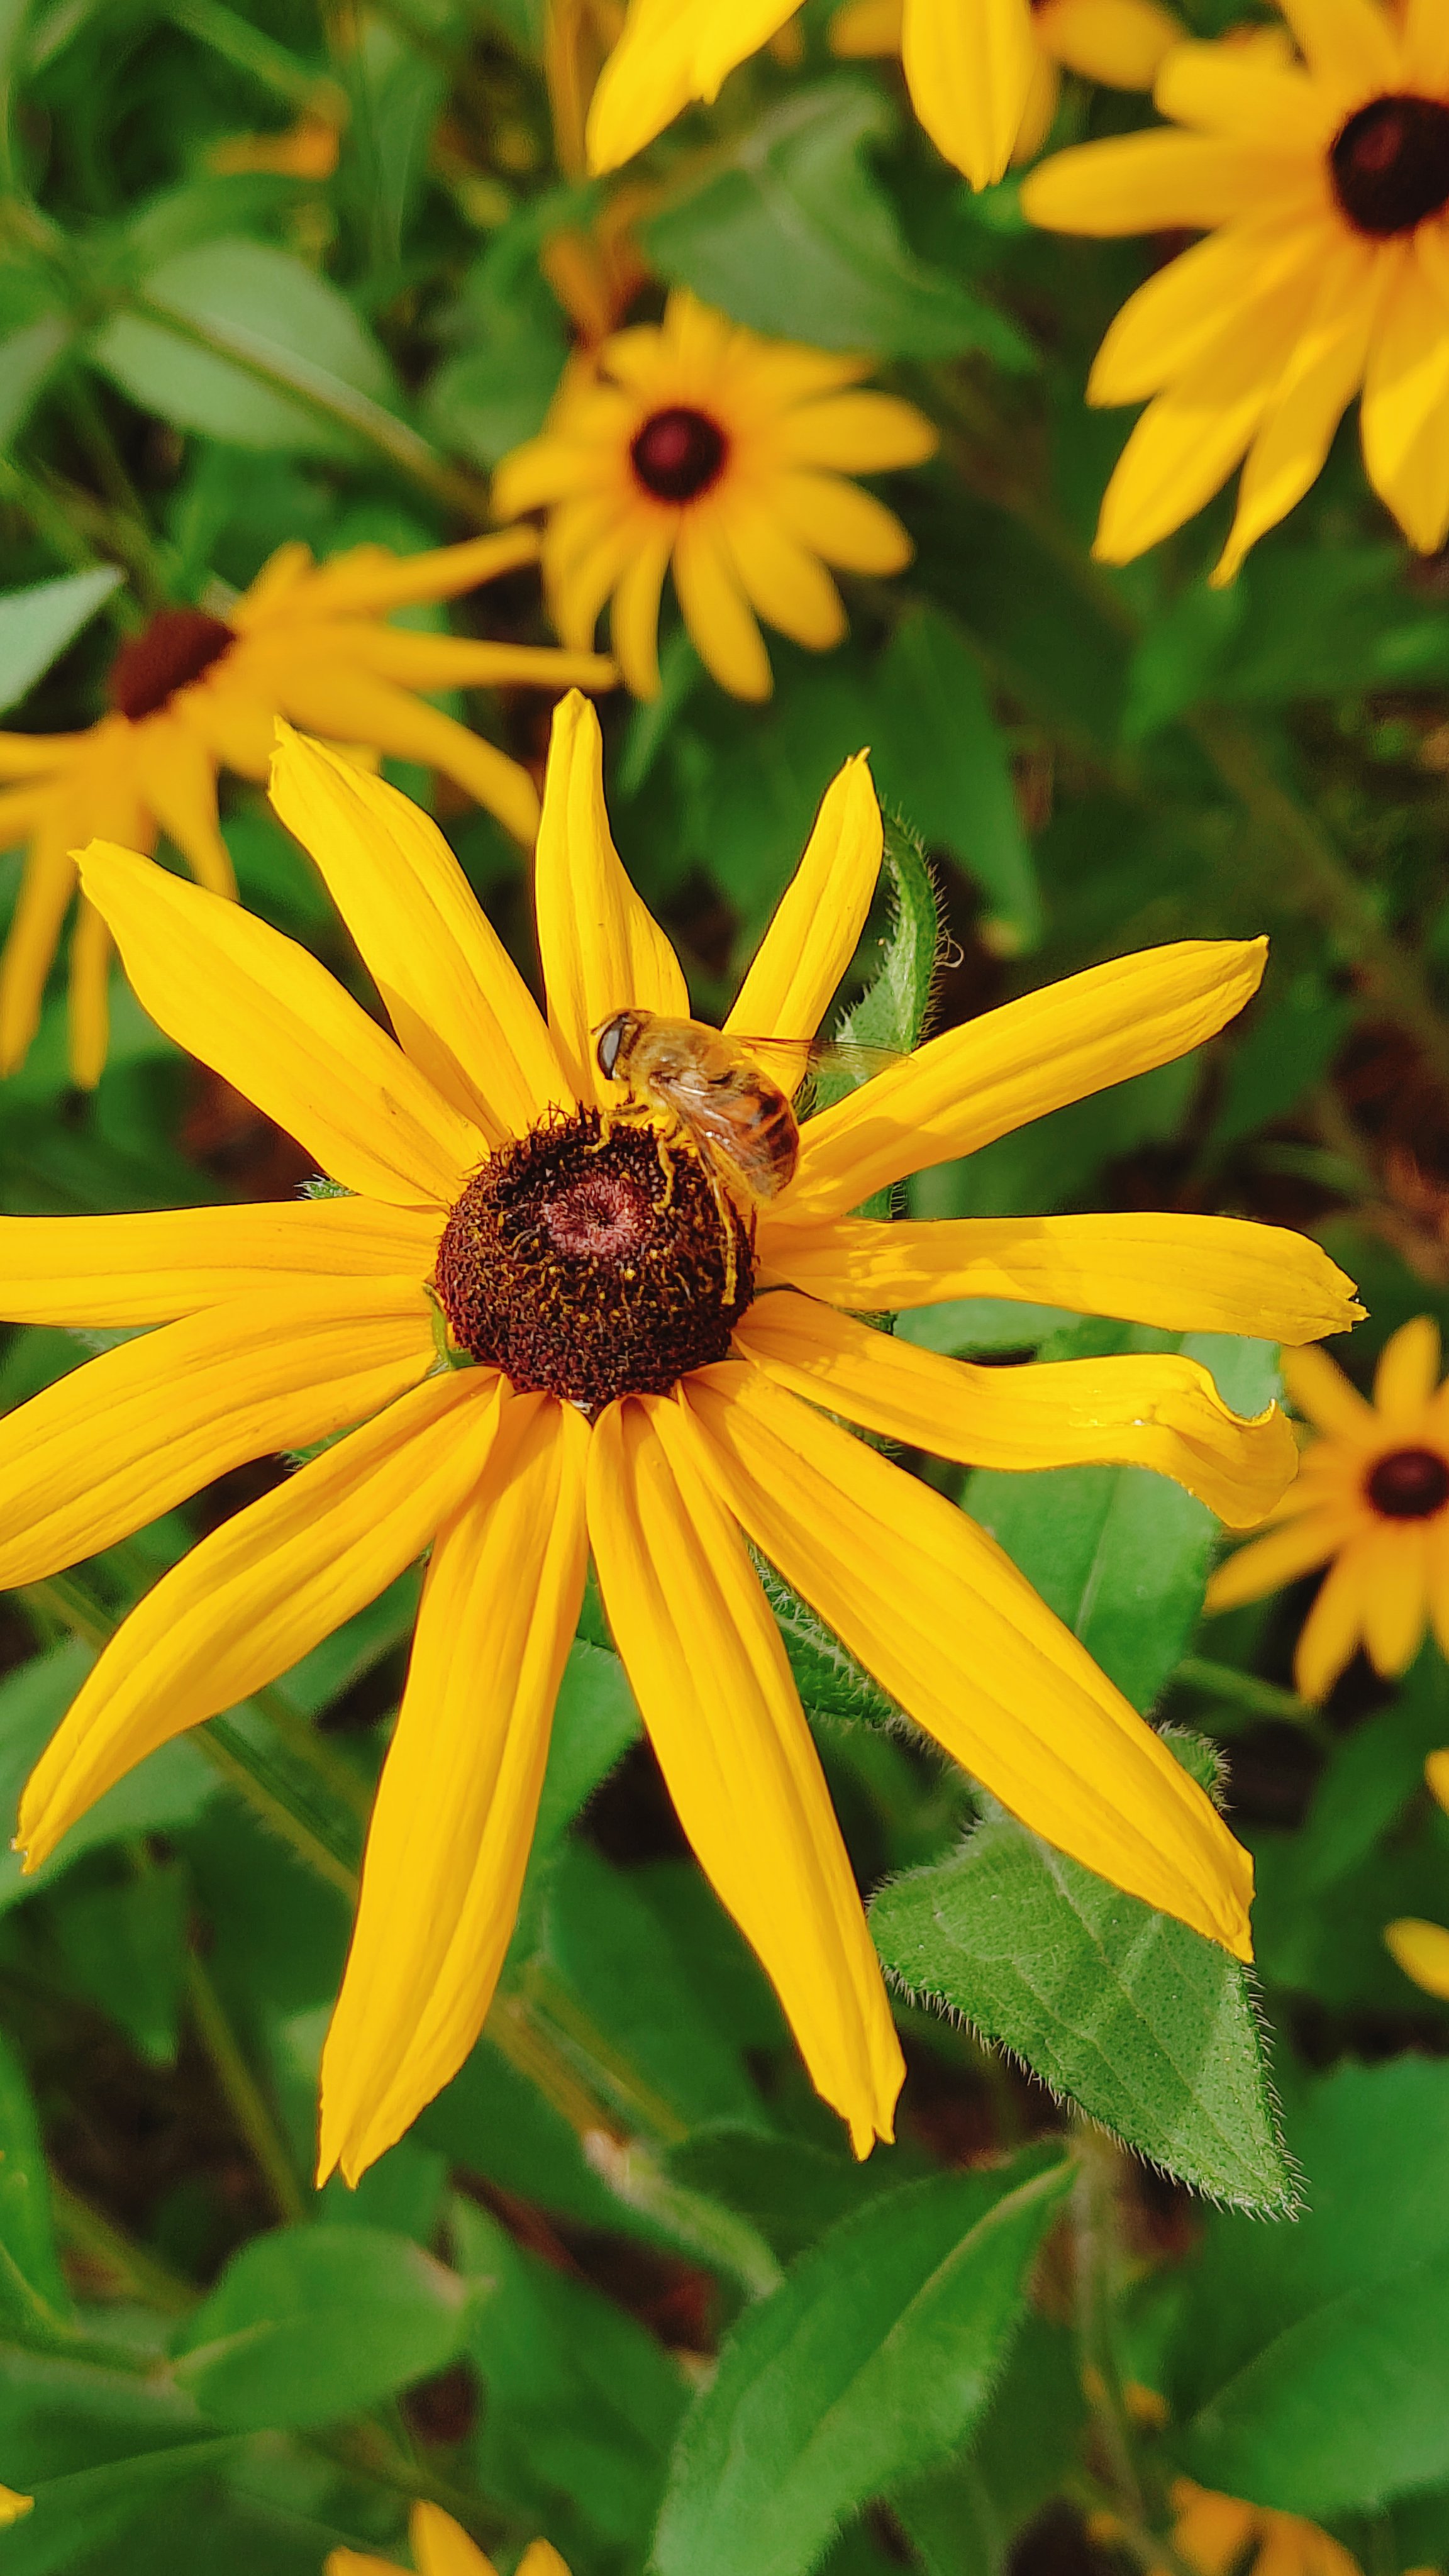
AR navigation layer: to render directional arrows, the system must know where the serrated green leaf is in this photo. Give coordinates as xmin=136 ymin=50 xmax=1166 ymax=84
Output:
xmin=652 ymin=2149 xmax=1073 ymax=2576
xmin=871 ymin=1741 xmax=1292 ymax=2214
xmin=645 ymin=82 xmax=1031 ymax=364
xmin=835 ymin=813 xmax=940 ymax=1063
xmin=172 ymin=2225 xmax=469 ymax=2431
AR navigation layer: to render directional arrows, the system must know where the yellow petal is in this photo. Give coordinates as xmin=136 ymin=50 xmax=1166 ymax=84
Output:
xmin=778 ymin=392 xmax=939 ymax=472
xmin=411 ymin=2500 xmax=502 ymax=2576
xmin=1280 ymin=1341 xmax=1375 ymax=1436
xmin=296 ymin=623 xmax=617 ymax=701
xmin=1153 ymin=41 xmax=1335 ymax=147
xmin=1403 ymin=0 xmax=1449 ymax=89
xmin=785 ymin=939 xmax=1267 ymax=1221
xmin=77 ymin=841 xmax=479 ymax=1208
xmin=1360 ymin=233 xmax=1449 ymax=557
xmin=269 ymin=727 xmax=567 ymax=1143
xmin=723 ymin=498 xmax=848 ymax=652
xmin=133 ymin=714 xmax=235 ymax=900
xmin=1038 ymin=0 xmax=1182 ymax=90
xmin=0 ymin=838 xmax=74 ymax=1077
xmin=1204 ymin=1507 xmax=1352 ymax=1613
xmin=0 ymin=2490 xmax=31 ymax=2527
xmin=1094 ymin=252 xmax=1323 ymax=565
xmin=589 ymin=1396 xmax=904 ymax=2154
xmin=725 ymin=755 xmax=881 ymax=1049
xmin=0 ymin=1278 xmax=436 ymax=1591
xmin=1021 ymin=131 xmax=1304 ymax=236
xmin=759 ymin=1208 xmax=1362 ymax=1344
xmin=1089 ymin=218 xmax=1333 ymax=410
xmin=292 ymin=530 xmax=540 ymax=617
xmin=1360 ymin=1521 xmax=1429 ymax=1677
xmin=1385 ymin=1917 xmax=1449 ymax=2002
xmin=682 ymin=1362 xmax=1255 ymax=1958
xmin=609 ymin=525 xmax=674 ymax=701
xmin=738 ymin=1292 xmax=1297 ymax=1526
xmin=534 ymin=691 xmax=689 ymax=1104
xmin=267 ymin=664 xmax=545 ymax=845
xmin=672 ymin=513 xmax=774 ymax=701
xmin=17 ymin=1372 xmax=501 ymax=1871
xmin=901 ymin=0 xmax=1036 ymax=187
xmin=1425 ymin=1746 xmax=1449 ymax=1817
xmin=585 ymin=0 xmax=798 ymax=170
xmin=319 ymin=1394 xmax=587 ymax=2184
xmin=1213 ymin=236 xmax=1381 ymax=585
xmin=1276 ymin=0 xmax=1397 ymax=92
xmin=1293 ymin=1541 xmax=1368 ymax=1699
xmin=516 ymin=2547 xmax=571 ymax=2576
xmin=0 ymin=1197 xmax=441 ymax=1326
xmin=326 ymin=2555 xmax=409 ymax=2576
xmin=832 ymin=0 xmax=903 ymax=53
xmin=774 ymin=472 xmax=915 ymax=575
xmin=67 ymin=894 xmax=113 ymax=1092
xmin=1373 ymin=1313 xmax=1442 ymax=1420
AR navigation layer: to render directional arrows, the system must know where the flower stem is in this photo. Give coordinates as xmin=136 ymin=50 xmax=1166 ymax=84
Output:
xmin=184 ymin=1946 xmax=308 ymax=2228
xmin=1173 ymin=1657 xmax=1318 ymax=1726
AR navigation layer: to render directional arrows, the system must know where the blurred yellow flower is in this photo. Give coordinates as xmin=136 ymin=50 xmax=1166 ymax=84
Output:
xmin=492 ymin=292 xmax=936 ymax=701
xmin=831 ymin=0 xmax=1180 ymax=169
xmin=1165 ymin=2478 xmax=1362 ymax=2576
xmin=0 ymin=533 xmax=614 ymax=1085
xmin=1023 ymin=0 xmax=1449 ymax=579
xmin=209 ymin=107 xmax=345 ymax=178
xmin=1207 ymin=1314 xmax=1449 ymax=1701
xmin=328 ymin=2499 xmax=568 ymax=2576
xmin=0 ymin=697 xmax=1357 ymax=2179
xmin=1385 ymin=1746 xmax=1449 ymax=1999
xmin=586 ymin=0 xmax=1179 ymax=186
xmin=0 ymin=2487 xmax=32 ymax=2526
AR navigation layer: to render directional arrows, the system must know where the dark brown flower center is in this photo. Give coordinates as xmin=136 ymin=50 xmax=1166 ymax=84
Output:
xmin=432 ymin=1108 xmax=753 ymax=1413
xmin=1330 ymin=95 xmax=1449 ymax=237
xmin=108 ymin=608 xmax=235 ymax=723
xmin=630 ymin=406 xmax=729 ymax=504
xmin=1365 ymin=1445 xmax=1449 ymax=1518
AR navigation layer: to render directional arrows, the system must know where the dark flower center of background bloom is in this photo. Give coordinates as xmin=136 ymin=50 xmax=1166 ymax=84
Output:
xmin=1365 ymin=1445 xmax=1449 ymax=1518
xmin=433 ymin=1108 xmax=753 ymax=1413
xmin=1330 ymin=95 xmax=1449 ymax=238
xmin=108 ymin=608 xmax=236 ymax=723
xmin=630 ymin=406 xmax=729 ymax=504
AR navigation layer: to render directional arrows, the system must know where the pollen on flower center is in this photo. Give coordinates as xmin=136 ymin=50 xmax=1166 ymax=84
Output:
xmin=108 ymin=608 xmax=236 ymax=723
xmin=630 ymin=405 xmax=729 ymax=504
xmin=432 ymin=1108 xmax=754 ymax=1412
xmin=1365 ymin=1445 xmax=1449 ymax=1519
xmin=1330 ymin=95 xmax=1449 ymax=238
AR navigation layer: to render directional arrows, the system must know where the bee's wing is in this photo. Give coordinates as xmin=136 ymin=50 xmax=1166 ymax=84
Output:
xmin=729 ymin=1033 xmax=903 ymax=1108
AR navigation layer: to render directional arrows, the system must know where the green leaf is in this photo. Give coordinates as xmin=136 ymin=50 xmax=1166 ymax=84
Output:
xmin=1165 ymin=2058 xmax=1449 ymax=2514
xmin=872 ymin=611 xmax=1041 ymax=953
xmin=0 ymin=1644 xmax=217 ymax=1914
xmin=172 ymin=2224 xmax=470 ymax=2431
xmin=50 ymin=1860 xmax=190 ymax=2067
xmin=0 ymin=314 xmax=72 ymax=451
xmin=0 ymin=565 xmax=123 ymax=714
xmin=652 ymin=2148 xmax=1073 ymax=2576
xmin=93 ymin=237 xmax=397 ymax=454
xmin=892 ymin=2315 xmax=1085 ymax=2576
xmin=644 ymin=82 xmax=1031 ymax=364
xmin=0 ymin=2029 xmax=68 ymax=2317
xmin=835 ymin=813 xmax=941 ymax=1065
xmin=870 ymin=1738 xmax=1292 ymax=2214
xmin=453 ymin=2197 xmax=688 ymax=2565
xmin=0 ymin=2443 xmax=239 ymax=2576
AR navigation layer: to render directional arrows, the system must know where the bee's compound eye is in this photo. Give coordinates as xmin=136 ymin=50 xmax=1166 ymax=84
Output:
xmin=596 ymin=1013 xmax=628 ymax=1080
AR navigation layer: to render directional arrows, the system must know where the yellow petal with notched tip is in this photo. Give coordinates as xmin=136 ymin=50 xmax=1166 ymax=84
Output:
xmin=319 ymin=1395 xmax=587 ymax=2185
xmin=1213 ymin=235 xmax=1381 ymax=586
xmin=786 ymin=938 xmax=1267 ymax=1222
xmin=1089 ymin=217 xmax=1331 ymax=409
xmin=736 ymin=1293 xmax=1297 ymax=1526
xmin=77 ymin=841 xmax=479 ymax=1209
xmin=726 ymin=755 xmax=881 ymax=1051
xmin=682 ymin=1362 xmax=1254 ymax=1958
xmin=757 ymin=1208 xmax=1362 ymax=1345
xmin=266 ymin=664 xmax=543 ymax=845
xmin=1385 ymin=1917 xmax=1449 ymax=2002
xmin=1204 ymin=1507 xmax=1353 ymax=1613
xmin=585 ymin=0 xmax=799 ymax=171
xmin=901 ymin=0 xmax=1036 ymax=188
xmin=16 ymin=1372 xmax=501 ymax=1872
xmin=270 ymin=726 xmax=567 ymax=1144
xmin=589 ymin=1396 xmax=903 ymax=2155
xmin=0 ymin=1277 xmax=435 ymax=1591
xmin=534 ymin=692 xmax=689 ymax=1104
xmin=0 ymin=1197 xmax=442 ymax=1328
xmin=1293 ymin=1538 xmax=1368 ymax=1701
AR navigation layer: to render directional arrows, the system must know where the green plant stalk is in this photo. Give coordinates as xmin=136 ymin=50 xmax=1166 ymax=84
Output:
xmin=580 ymin=2134 xmax=785 ymax=2303
xmin=184 ymin=1948 xmax=308 ymax=2226
xmin=1174 ymin=1656 xmax=1317 ymax=1725
xmin=50 ymin=2177 xmax=197 ymax=2315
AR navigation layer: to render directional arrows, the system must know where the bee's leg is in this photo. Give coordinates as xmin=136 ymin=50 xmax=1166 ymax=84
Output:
xmin=652 ymin=1130 xmax=677 ymax=1214
xmin=704 ymin=1167 xmax=739 ymax=1307
xmin=586 ymin=1103 xmax=616 ymax=1155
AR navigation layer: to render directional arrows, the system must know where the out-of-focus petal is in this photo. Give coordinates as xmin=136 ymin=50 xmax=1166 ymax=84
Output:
xmin=1204 ymin=1508 xmax=1353 ymax=1613
xmin=1293 ymin=1540 xmax=1369 ymax=1699
xmin=1385 ymin=1916 xmax=1449 ymax=2001
xmin=585 ymin=0 xmax=798 ymax=170
xmin=1372 ymin=1313 xmax=1442 ymax=1421
xmin=901 ymin=0 xmax=1037 ymax=187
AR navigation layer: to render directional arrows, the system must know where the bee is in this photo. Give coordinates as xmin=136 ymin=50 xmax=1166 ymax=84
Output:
xmin=594 ymin=1008 xmax=895 ymax=1298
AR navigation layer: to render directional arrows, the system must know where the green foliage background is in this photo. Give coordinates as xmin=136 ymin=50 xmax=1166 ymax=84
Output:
xmin=3 ymin=0 xmax=1449 ymax=2570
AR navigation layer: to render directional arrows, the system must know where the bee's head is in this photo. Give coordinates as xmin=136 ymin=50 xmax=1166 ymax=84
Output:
xmin=594 ymin=1010 xmax=635 ymax=1084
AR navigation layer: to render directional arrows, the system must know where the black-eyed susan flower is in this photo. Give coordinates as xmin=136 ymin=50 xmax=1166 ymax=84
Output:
xmin=492 ymin=294 xmax=936 ymax=701
xmin=584 ymin=0 xmax=1175 ymax=187
xmin=0 ymin=533 xmax=614 ymax=1085
xmin=831 ymin=0 xmax=1182 ymax=170
xmin=1022 ymin=0 xmax=1449 ymax=580
xmin=328 ymin=2500 xmax=567 ymax=2576
xmin=1160 ymin=2480 xmax=1362 ymax=2576
xmin=1 ymin=694 xmax=1359 ymax=2182
xmin=1206 ymin=1316 xmax=1449 ymax=1701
